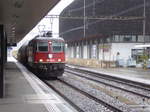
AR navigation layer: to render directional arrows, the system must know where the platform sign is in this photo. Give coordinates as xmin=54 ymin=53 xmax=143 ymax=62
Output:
xmin=99 ymin=44 xmax=111 ymax=52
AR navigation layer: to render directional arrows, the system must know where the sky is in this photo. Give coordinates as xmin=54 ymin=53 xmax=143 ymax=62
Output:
xmin=17 ymin=0 xmax=74 ymax=49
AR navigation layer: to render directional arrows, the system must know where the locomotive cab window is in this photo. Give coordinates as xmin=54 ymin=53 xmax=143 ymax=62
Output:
xmin=33 ymin=42 xmax=37 ymax=52
xmin=52 ymin=41 xmax=64 ymax=52
xmin=37 ymin=42 xmax=48 ymax=52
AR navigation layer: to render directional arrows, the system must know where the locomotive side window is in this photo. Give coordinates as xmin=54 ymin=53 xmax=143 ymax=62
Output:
xmin=37 ymin=42 xmax=48 ymax=52
xmin=33 ymin=42 xmax=37 ymax=52
xmin=52 ymin=41 xmax=64 ymax=52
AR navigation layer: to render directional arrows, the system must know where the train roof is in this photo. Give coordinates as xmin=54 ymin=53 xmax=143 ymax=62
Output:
xmin=32 ymin=36 xmax=65 ymax=41
xmin=31 ymin=31 xmax=64 ymax=41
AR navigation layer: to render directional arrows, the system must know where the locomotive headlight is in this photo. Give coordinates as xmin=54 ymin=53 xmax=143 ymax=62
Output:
xmin=48 ymin=54 xmax=53 ymax=58
xmin=46 ymin=59 xmax=50 ymax=62
xmin=39 ymin=59 xmax=43 ymax=62
xmin=58 ymin=59 xmax=61 ymax=62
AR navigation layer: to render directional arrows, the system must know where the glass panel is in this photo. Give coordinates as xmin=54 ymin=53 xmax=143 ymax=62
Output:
xmin=34 ymin=43 xmax=37 ymax=52
xmin=52 ymin=41 xmax=65 ymax=52
xmin=138 ymin=35 xmax=144 ymax=42
xmin=114 ymin=35 xmax=119 ymax=42
xmin=119 ymin=35 xmax=124 ymax=42
xmin=145 ymin=35 xmax=150 ymax=42
xmin=37 ymin=42 xmax=48 ymax=52
xmin=132 ymin=35 xmax=136 ymax=42
xmin=113 ymin=35 xmax=138 ymax=42
xmin=76 ymin=46 xmax=79 ymax=58
xmin=106 ymin=37 xmax=111 ymax=43
xmin=123 ymin=35 xmax=132 ymax=42
xmin=91 ymin=44 xmax=97 ymax=59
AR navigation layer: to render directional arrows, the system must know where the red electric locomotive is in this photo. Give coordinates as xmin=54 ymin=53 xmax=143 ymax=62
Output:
xmin=18 ymin=32 xmax=65 ymax=78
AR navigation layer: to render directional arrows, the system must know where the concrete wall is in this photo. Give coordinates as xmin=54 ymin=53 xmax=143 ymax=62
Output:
xmin=66 ymin=42 xmax=147 ymax=68
xmin=83 ymin=45 xmax=88 ymax=59
xmin=111 ymin=43 xmax=143 ymax=61
xmin=67 ymin=43 xmax=143 ymax=61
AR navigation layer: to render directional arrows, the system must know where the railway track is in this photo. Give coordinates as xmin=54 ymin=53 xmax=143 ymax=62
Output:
xmin=45 ymin=79 xmax=124 ymax=112
xmin=66 ymin=66 xmax=150 ymax=91
xmin=58 ymin=79 xmax=123 ymax=112
xmin=65 ymin=66 xmax=150 ymax=99
xmin=43 ymin=66 xmax=150 ymax=112
xmin=44 ymin=81 xmax=85 ymax=112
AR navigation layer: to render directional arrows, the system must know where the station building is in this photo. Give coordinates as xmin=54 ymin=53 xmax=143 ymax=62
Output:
xmin=59 ymin=0 xmax=150 ymax=67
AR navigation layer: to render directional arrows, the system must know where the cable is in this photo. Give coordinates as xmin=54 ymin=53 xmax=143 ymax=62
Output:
xmin=86 ymin=2 xmax=150 ymax=28
xmin=69 ymin=0 xmax=105 ymax=13
xmin=46 ymin=15 xmax=143 ymax=20
xmin=59 ymin=1 xmax=150 ymax=36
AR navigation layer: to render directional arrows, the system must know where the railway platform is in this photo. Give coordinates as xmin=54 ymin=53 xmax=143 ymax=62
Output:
xmin=0 ymin=57 xmax=77 ymax=112
xmin=66 ymin=64 xmax=150 ymax=85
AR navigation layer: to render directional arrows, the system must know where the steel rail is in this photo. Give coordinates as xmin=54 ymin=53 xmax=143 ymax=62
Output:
xmin=44 ymin=80 xmax=85 ymax=112
xmin=57 ymin=78 xmax=123 ymax=112
xmin=65 ymin=67 xmax=150 ymax=99
xmin=66 ymin=66 xmax=150 ymax=91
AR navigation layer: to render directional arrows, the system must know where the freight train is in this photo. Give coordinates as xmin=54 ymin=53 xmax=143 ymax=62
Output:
xmin=17 ymin=32 xmax=65 ymax=78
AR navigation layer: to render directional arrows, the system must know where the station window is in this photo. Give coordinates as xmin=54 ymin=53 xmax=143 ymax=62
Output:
xmin=119 ymin=35 xmax=124 ymax=42
xmin=113 ymin=35 xmax=138 ymax=42
xmin=123 ymin=35 xmax=132 ymax=42
xmin=99 ymin=38 xmax=102 ymax=43
xmin=113 ymin=35 xmax=119 ymax=42
xmin=91 ymin=44 xmax=97 ymax=59
xmin=137 ymin=35 xmax=144 ymax=42
xmin=76 ymin=46 xmax=80 ymax=58
xmin=145 ymin=35 xmax=150 ymax=42
xmin=132 ymin=35 xmax=137 ymax=42
xmin=106 ymin=37 xmax=111 ymax=43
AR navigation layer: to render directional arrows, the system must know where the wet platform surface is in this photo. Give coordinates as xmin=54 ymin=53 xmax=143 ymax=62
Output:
xmin=67 ymin=64 xmax=150 ymax=85
xmin=0 ymin=57 xmax=77 ymax=112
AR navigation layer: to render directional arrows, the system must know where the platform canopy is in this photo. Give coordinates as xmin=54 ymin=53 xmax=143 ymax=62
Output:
xmin=0 ymin=0 xmax=60 ymax=44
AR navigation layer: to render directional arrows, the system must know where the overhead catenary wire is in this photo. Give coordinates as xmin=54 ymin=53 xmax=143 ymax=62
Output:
xmin=58 ymin=1 xmax=149 ymax=36
xmin=68 ymin=0 xmax=105 ymax=13
xmin=43 ymin=0 xmax=149 ymax=36
xmin=46 ymin=15 xmax=143 ymax=20
xmin=84 ymin=2 xmax=150 ymax=28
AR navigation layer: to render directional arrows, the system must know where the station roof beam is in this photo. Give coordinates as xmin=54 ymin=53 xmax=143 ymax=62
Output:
xmin=0 ymin=0 xmax=60 ymax=43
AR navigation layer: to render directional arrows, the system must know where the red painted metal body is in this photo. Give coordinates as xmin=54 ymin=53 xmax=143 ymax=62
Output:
xmin=34 ymin=40 xmax=65 ymax=63
xmin=34 ymin=52 xmax=65 ymax=63
xmin=18 ymin=36 xmax=65 ymax=77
